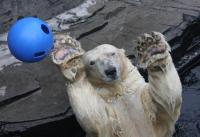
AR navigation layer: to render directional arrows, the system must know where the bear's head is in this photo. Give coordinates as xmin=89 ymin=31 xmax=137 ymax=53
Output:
xmin=83 ymin=44 xmax=128 ymax=84
xmin=51 ymin=34 xmax=128 ymax=83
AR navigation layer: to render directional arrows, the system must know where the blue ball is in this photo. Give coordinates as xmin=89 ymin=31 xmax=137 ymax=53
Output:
xmin=7 ymin=17 xmax=53 ymax=62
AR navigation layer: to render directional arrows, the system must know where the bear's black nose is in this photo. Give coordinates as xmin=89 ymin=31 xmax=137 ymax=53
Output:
xmin=105 ymin=67 xmax=117 ymax=78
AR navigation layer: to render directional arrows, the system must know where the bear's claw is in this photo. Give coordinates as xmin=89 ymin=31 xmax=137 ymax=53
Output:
xmin=51 ymin=34 xmax=85 ymax=65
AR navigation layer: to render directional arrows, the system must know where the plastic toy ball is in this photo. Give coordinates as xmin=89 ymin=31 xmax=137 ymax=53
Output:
xmin=7 ymin=17 xmax=53 ymax=62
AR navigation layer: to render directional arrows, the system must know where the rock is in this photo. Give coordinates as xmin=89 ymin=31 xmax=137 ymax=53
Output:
xmin=48 ymin=0 xmax=105 ymax=31
xmin=68 ymin=0 xmax=200 ymax=55
xmin=0 ymin=0 xmax=83 ymax=33
xmin=0 ymin=57 xmax=73 ymax=134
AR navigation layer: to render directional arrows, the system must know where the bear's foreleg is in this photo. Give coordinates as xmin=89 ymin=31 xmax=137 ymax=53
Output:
xmin=136 ymin=32 xmax=182 ymax=121
xmin=51 ymin=34 xmax=112 ymax=137
xmin=67 ymin=79 xmax=113 ymax=137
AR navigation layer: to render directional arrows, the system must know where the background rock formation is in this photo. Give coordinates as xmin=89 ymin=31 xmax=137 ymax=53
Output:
xmin=0 ymin=0 xmax=200 ymax=136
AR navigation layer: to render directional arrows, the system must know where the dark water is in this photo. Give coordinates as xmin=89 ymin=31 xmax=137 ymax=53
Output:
xmin=173 ymin=65 xmax=200 ymax=137
xmin=172 ymin=23 xmax=200 ymax=137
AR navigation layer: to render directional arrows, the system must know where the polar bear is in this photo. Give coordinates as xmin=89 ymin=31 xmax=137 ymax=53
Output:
xmin=51 ymin=32 xmax=182 ymax=137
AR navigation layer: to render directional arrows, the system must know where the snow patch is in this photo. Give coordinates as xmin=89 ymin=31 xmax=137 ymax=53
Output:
xmin=69 ymin=0 xmax=96 ymax=17
xmin=48 ymin=0 xmax=97 ymax=31
xmin=0 ymin=32 xmax=8 ymax=41
xmin=0 ymin=33 xmax=21 ymax=71
xmin=0 ymin=86 xmax=6 ymax=96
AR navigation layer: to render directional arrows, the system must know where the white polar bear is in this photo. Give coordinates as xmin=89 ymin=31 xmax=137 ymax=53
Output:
xmin=52 ymin=32 xmax=182 ymax=137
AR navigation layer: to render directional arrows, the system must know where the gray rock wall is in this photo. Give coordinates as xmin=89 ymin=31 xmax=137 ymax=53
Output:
xmin=0 ymin=0 xmax=83 ymax=33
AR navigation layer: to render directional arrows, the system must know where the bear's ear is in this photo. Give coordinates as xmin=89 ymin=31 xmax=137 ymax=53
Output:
xmin=51 ymin=34 xmax=85 ymax=65
xmin=119 ymin=48 xmax=125 ymax=55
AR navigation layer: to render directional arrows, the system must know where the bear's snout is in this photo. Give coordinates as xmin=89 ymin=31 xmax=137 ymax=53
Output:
xmin=104 ymin=67 xmax=117 ymax=79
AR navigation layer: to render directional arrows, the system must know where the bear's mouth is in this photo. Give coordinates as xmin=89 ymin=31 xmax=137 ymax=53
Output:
xmin=103 ymin=75 xmax=119 ymax=82
xmin=103 ymin=71 xmax=119 ymax=82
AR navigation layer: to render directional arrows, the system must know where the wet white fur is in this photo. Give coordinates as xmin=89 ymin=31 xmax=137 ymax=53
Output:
xmin=54 ymin=41 xmax=182 ymax=137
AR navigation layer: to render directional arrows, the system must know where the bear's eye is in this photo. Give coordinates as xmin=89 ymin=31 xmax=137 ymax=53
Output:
xmin=111 ymin=52 xmax=116 ymax=56
xmin=90 ymin=61 xmax=95 ymax=65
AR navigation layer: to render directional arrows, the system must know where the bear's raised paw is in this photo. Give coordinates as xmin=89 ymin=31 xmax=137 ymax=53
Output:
xmin=51 ymin=34 xmax=85 ymax=82
xmin=135 ymin=31 xmax=171 ymax=68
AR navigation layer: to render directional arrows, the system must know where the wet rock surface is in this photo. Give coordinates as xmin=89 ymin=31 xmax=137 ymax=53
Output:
xmin=0 ymin=0 xmax=200 ymax=136
xmin=174 ymin=66 xmax=200 ymax=137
